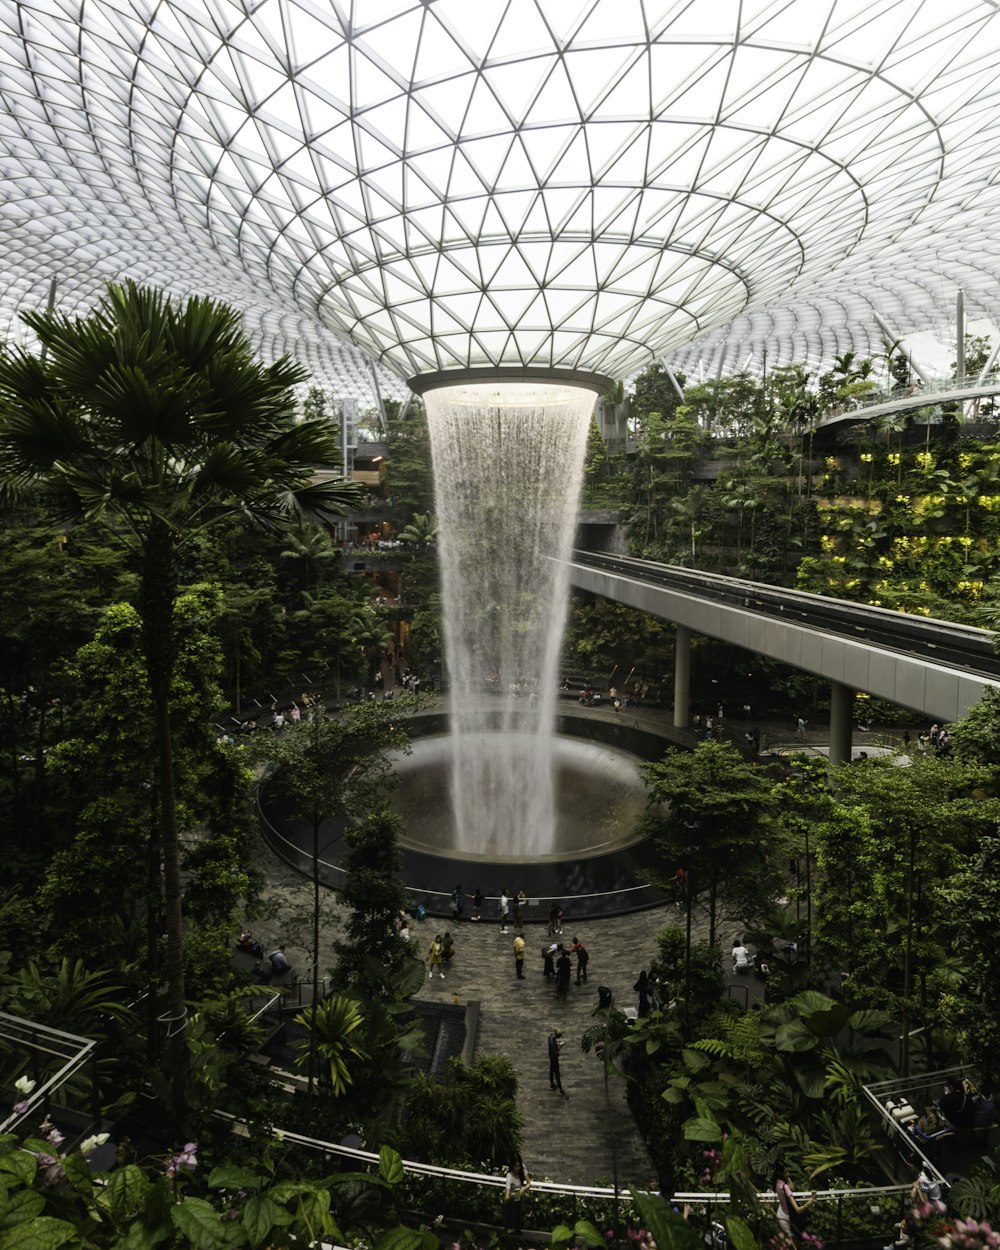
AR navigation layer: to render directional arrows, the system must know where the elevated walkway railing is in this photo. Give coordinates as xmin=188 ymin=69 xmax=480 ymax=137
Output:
xmin=817 ymin=373 xmax=1000 ymax=430
xmin=213 ymin=1111 xmax=911 ymax=1242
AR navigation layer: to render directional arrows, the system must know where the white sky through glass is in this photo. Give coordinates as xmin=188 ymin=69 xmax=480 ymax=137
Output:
xmin=2 ymin=0 xmax=1000 ymax=398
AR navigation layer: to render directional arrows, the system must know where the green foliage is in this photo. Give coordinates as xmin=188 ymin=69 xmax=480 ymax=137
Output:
xmin=642 ymin=740 xmax=782 ymax=942
xmin=397 ymin=1054 xmax=523 ymax=1168
xmin=2 ymin=958 xmax=131 ymax=1037
xmin=333 ymin=806 xmax=414 ymax=996
xmin=294 ymin=995 xmax=367 ymax=1095
xmin=0 ymin=1129 xmax=427 ymax=1249
xmin=936 ymin=836 xmax=1000 ymax=1091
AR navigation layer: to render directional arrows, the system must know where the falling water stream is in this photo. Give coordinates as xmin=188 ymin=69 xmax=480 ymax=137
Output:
xmin=423 ymin=382 xmax=596 ymax=857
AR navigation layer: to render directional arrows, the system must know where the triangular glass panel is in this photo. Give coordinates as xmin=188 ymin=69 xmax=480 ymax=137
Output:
xmin=464 ymin=74 xmax=513 ymax=135
xmin=493 ymin=189 xmax=537 ymax=236
xmin=489 ymin=0 xmax=557 ymax=58
xmin=594 ymin=52 xmax=651 ymax=120
xmin=412 ymin=10 xmax=471 ymax=82
xmin=353 ymin=47 xmax=403 ymax=110
xmin=661 ymin=0 xmax=740 ymax=41
xmin=440 ymin=292 xmax=483 ymax=328
xmin=573 ymin=0 xmax=648 ymax=43
xmin=525 ymin=59 xmax=579 ymax=126
xmin=461 ymin=134 xmax=514 ymax=187
xmin=483 ymin=56 xmax=554 ymax=125
xmin=404 ymin=100 xmax=455 ymax=153
xmin=448 ymin=148 xmax=488 ymax=197
xmin=658 ymin=52 xmax=732 ymax=120
xmin=564 ymin=47 xmax=634 ymax=117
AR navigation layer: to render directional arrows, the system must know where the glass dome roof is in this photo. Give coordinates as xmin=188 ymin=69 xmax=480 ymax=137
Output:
xmin=2 ymin=0 xmax=1000 ymax=393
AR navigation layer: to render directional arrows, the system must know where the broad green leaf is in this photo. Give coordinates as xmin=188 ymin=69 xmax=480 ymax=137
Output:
xmin=374 ymin=1225 xmax=435 ymax=1250
xmin=683 ymin=1116 xmax=724 ymax=1142
xmin=103 ymin=1165 xmax=149 ymax=1219
xmin=296 ymin=1190 xmax=331 ymax=1231
xmin=0 ymin=1188 xmax=45 ymax=1229
xmin=208 ymin=1165 xmax=264 ymax=1192
xmin=266 ymin=1182 xmax=310 ymax=1204
xmin=170 ymin=1197 xmax=231 ymax=1249
xmin=681 ymin=1047 xmax=712 ymax=1072
xmin=774 ymin=1020 xmax=821 ymax=1052
xmin=793 ymin=1064 xmax=828 ymax=1100
xmin=803 ymin=1003 xmax=852 ymax=1037
xmin=0 ymin=1215 xmax=79 ymax=1250
xmin=790 ymin=990 xmax=836 ymax=1015
xmin=629 ymin=1188 xmax=703 ymax=1250
xmin=723 ymin=1215 xmax=758 ymax=1250
xmin=108 ymin=1219 xmax=173 ymax=1250
xmin=661 ymin=1086 xmax=686 ymax=1103
xmin=848 ymin=1008 xmax=895 ymax=1038
xmin=573 ymin=1218 xmax=604 ymax=1246
xmin=379 ymin=1145 xmax=404 ymax=1186
xmin=60 ymin=1153 xmax=96 ymax=1204
xmin=242 ymin=1195 xmax=280 ymax=1249
xmin=550 ymin=1223 xmax=573 ymax=1250
xmin=0 ymin=1153 xmax=36 ymax=1186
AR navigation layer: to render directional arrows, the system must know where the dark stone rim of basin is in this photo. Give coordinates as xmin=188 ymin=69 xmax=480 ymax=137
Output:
xmin=256 ymin=711 xmax=672 ymax=919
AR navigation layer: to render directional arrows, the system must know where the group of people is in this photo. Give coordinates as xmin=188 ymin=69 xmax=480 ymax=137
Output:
xmin=497 ymin=889 xmax=534 ymax=934
xmin=905 ymin=723 xmax=953 ymax=756
xmin=235 ymin=931 xmax=294 ymax=983
xmin=425 ymin=931 xmax=457 ymax=978
xmin=539 ymin=937 xmax=589 ymax=998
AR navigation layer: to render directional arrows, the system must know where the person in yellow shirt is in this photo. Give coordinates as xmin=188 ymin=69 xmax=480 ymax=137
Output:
xmin=513 ymin=934 xmax=526 ymax=979
xmin=426 ymin=934 xmax=445 ymax=978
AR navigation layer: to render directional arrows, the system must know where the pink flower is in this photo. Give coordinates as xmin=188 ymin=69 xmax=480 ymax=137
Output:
xmin=166 ymin=1141 xmax=198 ymax=1178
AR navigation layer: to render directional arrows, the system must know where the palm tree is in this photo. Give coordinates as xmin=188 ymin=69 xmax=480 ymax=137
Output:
xmin=279 ymin=523 xmax=339 ymax=592
xmin=0 ymin=280 xmax=362 ymax=1106
xmin=397 ymin=511 xmax=437 ymax=545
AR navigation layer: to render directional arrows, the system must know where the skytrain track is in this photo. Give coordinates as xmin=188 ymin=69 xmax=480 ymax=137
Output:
xmin=572 ymin=550 xmax=1000 ymax=682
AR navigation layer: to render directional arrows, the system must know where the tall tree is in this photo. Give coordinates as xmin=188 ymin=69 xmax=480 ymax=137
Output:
xmin=263 ymin=700 xmax=416 ymax=1098
xmin=641 ymin=739 xmax=779 ymax=943
xmin=0 ymin=280 xmax=362 ymax=1106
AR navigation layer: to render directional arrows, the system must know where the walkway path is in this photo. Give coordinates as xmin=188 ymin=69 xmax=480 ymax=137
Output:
xmin=244 ymin=700 xmax=923 ymax=1185
xmin=248 ymin=830 xmax=711 ymax=1187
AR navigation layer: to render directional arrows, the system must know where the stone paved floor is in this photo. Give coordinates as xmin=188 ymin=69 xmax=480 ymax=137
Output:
xmin=243 ymin=703 xmax=915 ymax=1186
xmin=248 ymin=831 xmax=714 ymax=1187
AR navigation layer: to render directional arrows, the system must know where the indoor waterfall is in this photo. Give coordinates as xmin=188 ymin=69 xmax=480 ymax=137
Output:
xmin=423 ymin=382 xmax=595 ymax=857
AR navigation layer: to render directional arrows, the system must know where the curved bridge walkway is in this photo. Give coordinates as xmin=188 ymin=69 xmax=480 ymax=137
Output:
xmin=567 ymin=551 xmax=1000 ymax=763
xmin=816 ymin=376 xmax=1000 ymax=433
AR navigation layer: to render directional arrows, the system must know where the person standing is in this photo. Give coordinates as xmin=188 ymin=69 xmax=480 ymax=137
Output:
xmin=451 ymin=884 xmax=465 ymax=921
xmin=499 ymin=890 xmax=510 ymax=934
xmin=634 ymin=969 xmax=650 ymax=1017
xmin=555 ymin=945 xmax=572 ymax=1000
xmin=426 ymin=934 xmax=445 ymax=979
xmin=502 ymin=1158 xmax=531 ymax=1244
xmin=570 ymin=936 xmax=589 ymax=984
xmin=547 ymin=1029 xmax=568 ymax=1097
xmin=772 ymin=1162 xmax=816 ymax=1242
xmin=513 ymin=933 xmax=526 ymax=979
xmin=543 ymin=942 xmax=557 ymax=980
xmin=472 ymin=887 xmax=484 ymax=921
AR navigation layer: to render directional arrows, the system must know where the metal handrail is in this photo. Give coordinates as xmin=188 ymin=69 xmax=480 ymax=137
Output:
xmin=211 ymin=1111 xmax=913 ymax=1208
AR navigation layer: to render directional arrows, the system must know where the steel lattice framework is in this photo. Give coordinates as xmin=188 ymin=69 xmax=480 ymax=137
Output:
xmin=2 ymin=0 xmax=1000 ymax=398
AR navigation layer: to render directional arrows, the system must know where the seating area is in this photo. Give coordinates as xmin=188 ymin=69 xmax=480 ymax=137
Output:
xmin=866 ymin=1069 xmax=998 ymax=1182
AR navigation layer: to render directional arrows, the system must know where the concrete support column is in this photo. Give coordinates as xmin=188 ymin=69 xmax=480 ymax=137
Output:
xmin=673 ymin=625 xmax=691 ymax=729
xmin=829 ymin=681 xmax=853 ymax=766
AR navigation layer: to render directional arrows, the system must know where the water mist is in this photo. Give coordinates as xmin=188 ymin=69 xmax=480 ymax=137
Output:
xmin=423 ymin=382 xmax=595 ymax=857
